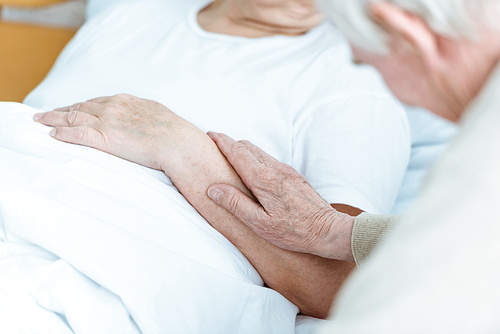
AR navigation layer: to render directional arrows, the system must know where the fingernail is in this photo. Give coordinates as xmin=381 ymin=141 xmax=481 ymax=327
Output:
xmin=208 ymin=187 xmax=223 ymax=203
xmin=33 ymin=113 xmax=43 ymax=122
xmin=50 ymin=128 xmax=57 ymax=137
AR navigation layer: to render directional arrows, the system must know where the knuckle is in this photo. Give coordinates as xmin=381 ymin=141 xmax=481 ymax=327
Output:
xmin=226 ymin=193 xmax=239 ymax=212
xmin=68 ymin=103 xmax=81 ymax=112
xmin=276 ymin=163 xmax=307 ymax=185
xmin=66 ymin=110 xmax=81 ymax=126
xmin=290 ymin=171 xmax=310 ymax=188
xmin=285 ymin=170 xmax=303 ymax=184
xmin=75 ymin=102 xmax=92 ymax=113
xmin=113 ymin=93 xmax=134 ymax=102
xmin=256 ymin=167 xmax=277 ymax=186
xmin=230 ymin=141 xmax=247 ymax=153
xmin=278 ymin=163 xmax=295 ymax=175
xmin=239 ymin=140 xmax=252 ymax=147
xmin=109 ymin=95 xmax=123 ymax=104
xmin=228 ymin=141 xmax=251 ymax=159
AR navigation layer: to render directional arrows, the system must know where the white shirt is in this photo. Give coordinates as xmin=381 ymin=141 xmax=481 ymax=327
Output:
xmin=25 ymin=0 xmax=410 ymax=214
xmin=319 ymin=64 xmax=500 ymax=333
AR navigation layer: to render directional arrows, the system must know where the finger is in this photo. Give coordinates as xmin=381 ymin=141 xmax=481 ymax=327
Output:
xmin=51 ymin=101 xmax=104 ymax=117
xmin=50 ymin=126 xmax=105 ymax=150
xmin=207 ymin=132 xmax=262 ymax=188
xmin=207 ymin=131 xmax=237 ymax=154
xmin=238 ymin=140 xmax=280 ymax=166
xmin=208 ymin=132 xmax=280 ymax=167
xmin=208 ymin=185 xmax=268 ymax=230
xmin=35 ymin=110 xmax=99 ymax=128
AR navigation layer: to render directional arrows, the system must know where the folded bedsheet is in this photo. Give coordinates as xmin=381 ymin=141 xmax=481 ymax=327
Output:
xmin=0 ymin=102 xmax=301 ymax=333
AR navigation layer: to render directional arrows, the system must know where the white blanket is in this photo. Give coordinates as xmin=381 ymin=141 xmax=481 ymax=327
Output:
xmin=0 ymin=102 xmax=301 ymax=333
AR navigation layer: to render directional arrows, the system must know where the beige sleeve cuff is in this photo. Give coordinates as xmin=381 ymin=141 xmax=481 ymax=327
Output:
xmin=352 ymin=213 xmax=401 ymax=268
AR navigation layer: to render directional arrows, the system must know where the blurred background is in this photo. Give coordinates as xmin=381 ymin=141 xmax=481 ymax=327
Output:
xmin=0 ymin=0 xmax=85 ymax=102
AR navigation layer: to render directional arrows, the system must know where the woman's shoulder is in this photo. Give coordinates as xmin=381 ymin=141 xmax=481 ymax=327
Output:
xmin=291 ymin=23 xmax=398 ymax=108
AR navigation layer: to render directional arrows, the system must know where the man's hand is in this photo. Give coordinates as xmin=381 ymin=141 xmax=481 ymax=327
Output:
xmin=34 ymin=94 xmax=210 ymax=175
xmin=207 ymin=132 xmax=356 ymax=262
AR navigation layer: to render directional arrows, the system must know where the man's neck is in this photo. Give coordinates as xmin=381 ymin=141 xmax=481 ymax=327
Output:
xmin=197 ymin=0 xmax=323 ymax=38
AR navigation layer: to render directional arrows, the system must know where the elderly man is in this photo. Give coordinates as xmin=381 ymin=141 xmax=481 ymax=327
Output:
xmin=205 ymin=0 xmax=500 ymax=331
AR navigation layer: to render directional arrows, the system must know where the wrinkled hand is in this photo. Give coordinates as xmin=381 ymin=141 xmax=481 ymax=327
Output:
xmin=34 ymin=94 xmax=208 ymax=174
xmin=207 ymin=132 xmax=355 ymax=261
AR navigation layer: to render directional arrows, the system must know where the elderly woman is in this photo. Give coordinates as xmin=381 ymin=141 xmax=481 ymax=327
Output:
xmin=203 ymin=0 xmax=500 ymax=331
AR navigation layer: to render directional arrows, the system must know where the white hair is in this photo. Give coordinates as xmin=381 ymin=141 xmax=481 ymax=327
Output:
xmin=318 ymin=0 xmax=500 ymax=53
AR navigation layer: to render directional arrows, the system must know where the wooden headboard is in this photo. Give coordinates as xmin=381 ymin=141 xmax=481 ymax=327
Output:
xmin=0 ymin=0 xmax=77 ymax=102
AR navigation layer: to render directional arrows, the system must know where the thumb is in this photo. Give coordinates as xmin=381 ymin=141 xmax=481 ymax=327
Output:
xmin=208 ymin=185 xmax=264 ymax=227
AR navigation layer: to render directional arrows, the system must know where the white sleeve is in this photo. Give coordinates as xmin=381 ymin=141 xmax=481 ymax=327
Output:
xmin=292 ymin=95 xmax=410 ymax=214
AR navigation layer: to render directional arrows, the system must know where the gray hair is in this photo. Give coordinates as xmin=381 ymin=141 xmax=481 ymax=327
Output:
xmin=318 ymin=0 xmax=500 ymax=53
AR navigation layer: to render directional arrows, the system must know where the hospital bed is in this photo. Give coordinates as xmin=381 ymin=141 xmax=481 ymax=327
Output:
xmin=0 ymin=0 xmax=77 ymax=102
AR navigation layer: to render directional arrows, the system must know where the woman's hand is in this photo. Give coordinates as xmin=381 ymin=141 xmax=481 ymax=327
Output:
xmin=34 ymin=94 xmax=209 ymax=175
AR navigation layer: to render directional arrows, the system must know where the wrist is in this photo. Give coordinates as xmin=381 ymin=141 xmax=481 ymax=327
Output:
xmin=158 ymin=124 xmax=214 ymax=175
xmin=313 ymin=209 xmax=356 ymax=262
xmin=160 ymin=130 xmax=252 ymax=199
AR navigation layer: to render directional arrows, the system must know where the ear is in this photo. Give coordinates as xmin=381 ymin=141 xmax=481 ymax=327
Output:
xmin=369 ymin=1 xmax=441 ymax=70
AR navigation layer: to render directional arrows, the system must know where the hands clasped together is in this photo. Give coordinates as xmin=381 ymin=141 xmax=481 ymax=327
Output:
xmin=35 ymin=94 xmax=354 ymax=262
